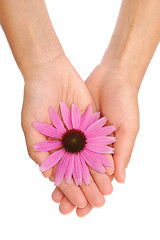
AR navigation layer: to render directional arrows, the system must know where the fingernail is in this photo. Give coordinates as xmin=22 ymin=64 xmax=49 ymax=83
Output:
xmin=49 ymin=176 xmax=54 ymax=182
xmin=106 ymin=166 xmax=114 ymax=175
xmin=121 ymin=170 xmax=126 ymax=183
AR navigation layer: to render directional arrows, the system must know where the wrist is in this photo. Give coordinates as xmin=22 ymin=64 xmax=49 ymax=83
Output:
xmin=0 ymin=0 xmax=65 ymax=80
xmin=101 ymin=50 xmax=146 ymax=91
xmin=100 ymin=0 xmax=160 ymax=91
xmin=20 ymin=45 xmax=65 ymax=80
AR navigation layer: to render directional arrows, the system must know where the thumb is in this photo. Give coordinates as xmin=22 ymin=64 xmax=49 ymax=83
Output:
xmin=113 ymin=123 xmax=139 ymax=183
xmin=22 ymin=121 xmax=53 ymax=178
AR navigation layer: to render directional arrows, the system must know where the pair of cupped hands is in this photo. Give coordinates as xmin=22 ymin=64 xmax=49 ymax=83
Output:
xmin=21 ymin=54 xmax=139 ymax=217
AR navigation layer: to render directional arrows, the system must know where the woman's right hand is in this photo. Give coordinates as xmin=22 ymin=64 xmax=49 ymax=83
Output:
xmin=86 ymin=63 xmax=140 ymax=183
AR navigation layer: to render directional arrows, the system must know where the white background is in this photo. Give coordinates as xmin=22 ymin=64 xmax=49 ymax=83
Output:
xmin=0 ymin=0 xmax=160 ymax=239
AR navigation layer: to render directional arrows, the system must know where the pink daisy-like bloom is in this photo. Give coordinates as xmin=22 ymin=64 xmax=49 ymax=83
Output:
xmin=32 ymin=102 xmax=116 ymax=186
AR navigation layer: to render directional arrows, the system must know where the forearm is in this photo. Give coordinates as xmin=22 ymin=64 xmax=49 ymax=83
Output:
xmin=102 ymin=0 xmax=160 ymax=89
xmin=0 ymin=0 xmax=64 ymax=78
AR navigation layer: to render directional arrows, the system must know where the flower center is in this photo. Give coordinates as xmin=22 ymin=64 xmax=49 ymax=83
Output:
xmin=61 ymin=129 xmax=87 ymax=153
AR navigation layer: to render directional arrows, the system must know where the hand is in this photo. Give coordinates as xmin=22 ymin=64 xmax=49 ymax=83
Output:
xmin=21 ymin=55 xmax=114 ymax=216
xmin=86 ymin=63 xmax=140 ymax=183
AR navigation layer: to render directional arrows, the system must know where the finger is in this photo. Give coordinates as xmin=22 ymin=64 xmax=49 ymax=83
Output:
xmin=52 ymin=187 xmax=64 ymax=203
xmin=49 ymin=165 xmax=88 ymax=208
xmin=89 ymin=167 xmax=113 ymax=196
xmin=58 ymin=177 xmax=87 ymax=208
xmin=76 ymin=203 xmax=93 ymax=217
xmin=80 ymin=175 xmax=105 ymax=208
xmin=22 ymin=123 xmax=52 ymax=178
xmin=104 ymin=153 xmax=115 ymax=175
xmin=104 ymin=120 xmax=116 ymax=175
xmin=113 ymin=123 xmax=139 ymax=183
xmin=59 ymin=197 xmax=75 ymax=215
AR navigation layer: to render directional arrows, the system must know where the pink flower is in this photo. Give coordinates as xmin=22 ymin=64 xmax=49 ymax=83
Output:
xmin=32 ymin=102 xmax=116 ymax=186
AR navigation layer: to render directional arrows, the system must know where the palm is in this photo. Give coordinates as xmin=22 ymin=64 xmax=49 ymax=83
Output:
xmin=21 ymin=56 xmax=113 ymax=213
xmin=86 ymin=64 xmax=139 ymax=182
xmin=22 ymin=56 xmax=94 ymax=176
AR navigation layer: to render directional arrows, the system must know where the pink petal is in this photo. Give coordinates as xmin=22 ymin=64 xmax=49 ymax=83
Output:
xmin=79 ymin=104 xmax=92 ymax=131
xmin=87 ymin=136 xmax=116 ymax=145
xmin=84 ymin=149 xmax=113 ymax=167
xmin=40 ymin=148 xmax=65 ymax=172
xmin=88 ymin=112 xmax=100 ymax=126
xmin=54 ymin=153 xmax=69 ymax=186
xmin=71 ymin=104 xmax=80 ymax=129
xmin=65 ymin=153 xmax=74 ymax=184
xmin=49 ymin=106 xmax=66 ymax=133
xmin=86 ymin=143 xmax=114 ymax=154
xmin=33 ymin=140 xmax=62 ymax=151
xmin=60 ymin=102 xmax=72 ymax=130
xmin=32 ymin=122 xmax=62 ymax=139
xmin=96 ymin=125 xmax=116 ymax=136
xmin=80 ymin=112 xmax=100 ymax=132
xmin=79 ymin=154 xmax=90 ymax=185
xmin=80 ymin=151 xmax=106 ymax=173
xmin=85 ymin=117 xmax=107 ymax=136
xmin=79 ymin=112 xmax=100 ymax=131
xmin=73 ymin=154 xmax=82 ymax=186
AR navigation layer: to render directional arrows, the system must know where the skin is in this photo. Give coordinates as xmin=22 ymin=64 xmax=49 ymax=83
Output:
xmin=52 ymin=0 xmax=160 ymax=216
xmin=0 ymin=0 xmax=114 ymax=214
xmin=1 ymin=0 xmax=160 ymax=216
xmin=22 ymin=55 xmax=114 ymax=209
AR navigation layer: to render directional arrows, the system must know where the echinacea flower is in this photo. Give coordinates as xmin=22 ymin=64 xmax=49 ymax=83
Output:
xmin=32 ymin=102 xmax=116 ymax=186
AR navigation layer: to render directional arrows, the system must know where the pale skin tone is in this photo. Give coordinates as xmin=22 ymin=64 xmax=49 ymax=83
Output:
xmin=0 ymin=0 xmax=160 ymax=216
xmin=52 ymin=0 xmax=160 ymax=215
xmin=0 ymin=0 xmax=114 ymax=215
